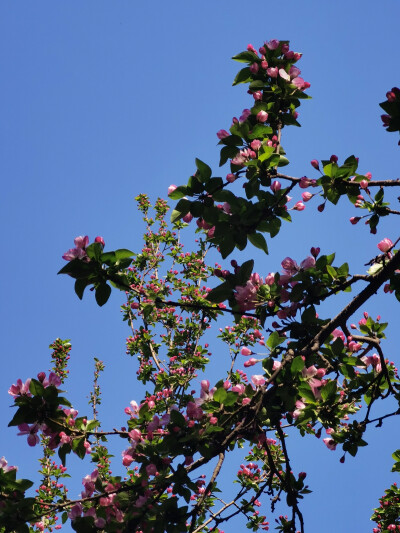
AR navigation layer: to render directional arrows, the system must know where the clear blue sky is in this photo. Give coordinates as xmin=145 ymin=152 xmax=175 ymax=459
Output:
xmin=1 ymin=2 xmax=399 ymax=531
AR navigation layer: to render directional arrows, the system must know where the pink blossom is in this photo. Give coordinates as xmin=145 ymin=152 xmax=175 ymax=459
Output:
xmin=8 ymin=378 xmax=31 ymax=398
xmin=377 ymin=238 xmax=393 ymax=253
xmin=289 ymin=66 xmax=301 ymax=79
xmin=217 ymin=129 xmax=230 ymax=139
xmin=201 ymin=379 xmax=210 ymax=391
xmin=256 ymin=110 xmax=269 ymax=123
xmin=231 ymin=384 xmax=245 ymax=394
xmin=250 ymin=139 xmax=262 ymax=151
xmin=251 ymin=375 xmax=266 ymax=387
xmin=265 ymin=272 xmax=275 ymax=285
xmin=74 ymin=236 xmax=89 ymax=249
xmin=241 ymin=347 xmax=253 ymax=356
xmin=69 ymin=503 xmax=83 ymax=519
xmin=128 ymin=429 xmax=141 ymax=442
xmin=146 ymin=463 xmax=157 ymax=476
xmin=292 ymin=77 xmax=310 ymax=90
xmin=278 ymin=68 xmax=290 ymax=82
xmin=266 ymin=39 xmax=280 ymax=50
xmin=261 ymin=60 xmax=268 ymax=70
xmin=323 ymin=437 xmax=336 ymax=451
xmin=300 ymin=256 xmax=316 ymax=270
xmin=292 ymin=400 xmax=305 ymax=419
xmin=247 ymin=44 xmax=257 ymax=54
xmin=62 ymin=247 xmax=87 ymax=261
xmin=244 ymin=358 xmax=258 ymax=368
xmin=252 ymin=90 xmax=262 ymax=100
xmin=281 ymin=257 xmax=299 ymax=275
xmin=168 ymin=184 xmax=177 ymax=196
xmin=0 ymin=457 xmax=17 ymax=472
xmin=17 ymin=423 xmax=40 ymax=446
xmin=94 ymin=236 xmax=105 ymax=246
xmin=235 ymin=274 xmax=261 ymax=311
xmin=266 ymin=67 xmax=278 ymax=78
xmin=186 ymin=401 xmax=203 ymax=420
xmin=272 ymin=361 xmax=282 ymax=371
xmin=242 ymin=397 xmax=251 ymax=406
xmin=122 ymin=452 xmax=134 ymax=467
xmin=240 ymin=109 xmax=251 ymax=123
xmin=209 ymin=416 xmax=218 ymax=425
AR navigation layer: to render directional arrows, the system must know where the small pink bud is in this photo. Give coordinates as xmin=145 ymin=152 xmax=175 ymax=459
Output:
xmin=168 ymin=184 xmax=177 ymax=196
xmin=301 ymin=192 xmax=313 ymax=202
xmin=94 ymin=236 xmax=105 ymax=247
xmin=226 ymin=173 xmax=236 ymax=183
xmin=241 ymin=347 xmax=253 ymax=356
xmin=310 ymin=160 xmax=319 ymax=170
xmin=256 ymin=110 xmax=269 ymax=123
xmin=270 ymin=180 xmax=281 ymax=192
xmin=217 ymin=129 xmax=230 ymax=140
xmin=249 ymin=63 xmax=259 ymax=74
xmin=317 ymin=204 xmax=325 ymax=213
xmin=360 ymin=180 xmax=369 ymax=189
xmin=310 ymin=247 xmax=320 ymax=258
xmin=293 ymin=201 xmax=305 ymax=211
xmin=350 ymin=217 xmax=360 ymax=225
xmin=330 ymin=155 xmax=338 ymax=163
xmin=182 ymin=213 xmax=193 ymax=223
xmin=377 ymin=238 xmax=393 ymax=253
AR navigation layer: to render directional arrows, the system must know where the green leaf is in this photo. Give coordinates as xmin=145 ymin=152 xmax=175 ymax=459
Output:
xmin=168 ymin=186 xmax=189 ymax=200
xmin=57 ymin=258 xmax=95 ymax=279
xmin=170 ymin=409 xmax=186 ymax=428
xmin=232 ymin=51 xmax=259 ymax=63
xmin=213 ymin=388 xmax=227 ymax=404
xmin=237 ymin=259 xmax=254 ymax=285
xmin=258 ymin=146 xmax=275 ymax=163
xmin=95 ymin=283 xmax=111 ymax=306
xmin=266 ymin=331 xmax=286 ymax=350
xmin=220 ymin=145 xmax=239 ymax=167
xmin=223 ymin=392 xmax=239 ymax=406
xmin=74 ymin=278 xmax=90 ymax=300
xmin=232 ymin=67 xmax=252 ymax=86
xmin=85 ymin=242 xmax=102 ymax=261
xmin=29 ymin=379 xmax=45 ymax=396
xmin=291 ymin=356 xmax=305 ymax=374
xmin=206 ymin=282 xmax=232 ymax=303
xmin=205 ymin=177 xmax=223 ymax=194
xmin=321 ymin=380 xmax=337 ymax=401
xmin=195 ymin=158 xmax=212 ymax=181
xmin=326 ymin=265 xmax=337 ymax=279
xmin=115 ymin=249 xmax=134 ymax=260
xmin=248 ymin=232 xmax=268 ymax=254
xmin=170 ymin=198 xmax=191 ymax=223
xmin=100 ymin=251 xmax=117 ymax=265
xmin=248 ymin=125 xmax=273 ymax=139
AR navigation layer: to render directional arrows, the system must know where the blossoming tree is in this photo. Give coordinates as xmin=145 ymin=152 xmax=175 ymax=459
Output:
xmin=2 ymin=39 xmax=400 ymax=533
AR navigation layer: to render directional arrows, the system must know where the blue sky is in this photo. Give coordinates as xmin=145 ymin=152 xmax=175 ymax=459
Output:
xmin=1 ymin=2 xmax=400 ymax=531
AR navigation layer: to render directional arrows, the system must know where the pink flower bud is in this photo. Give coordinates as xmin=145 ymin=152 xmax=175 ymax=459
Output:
xmin=301 ymin=192 xmax=313 ymax=202
xmin=241 ymin=347 xmax=253 ymax=356
xmin=256 ymin=110 xmax=269 ymax=123
xmin=360 ymin=180 xmax=369 ymax=189
xmin=266 ymin=67 xmax=278 ymax=78
xmin=317 ymin=204 xmax=325 ymax=213
xmin=168 ymin=184 xmax=177 ymax=196
xmin=310 ymin=247 xmax=320 ymax=258
xmin=250 ymin=139 xmax=262 ymax=151
xmin=217 ymin=129 xmax=230 ymax=139
xmin=266 ymin=39 xmax=279 ymax=50
xmin=330 ymin=155 xmax=338 ymax=163
xmin=253 ymin=91 xmax=262 ymax=100
xmin=270 ymin=180 xmax=281 ymax=192
xmin=310 ymin=160 xmax=319 ymax=170
xmin=293 ymin=201 xmax=305 ymax=211
xmin=182 ymin=213 xmax=193 ymax=223
xmin=226 ymin=173 xmax=236 ymax=183
xmin=244 ymin=358 xmax=258 ymax=368
xmin=349 ymin=217 xmax=360 ymax=225
xmin=249 ymin=63 xmax=259 ymax=74
xmin=377 ymin=238 xmax=393 ymax=253
xmin=261 ymin=60 xmax=268 ymax=70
